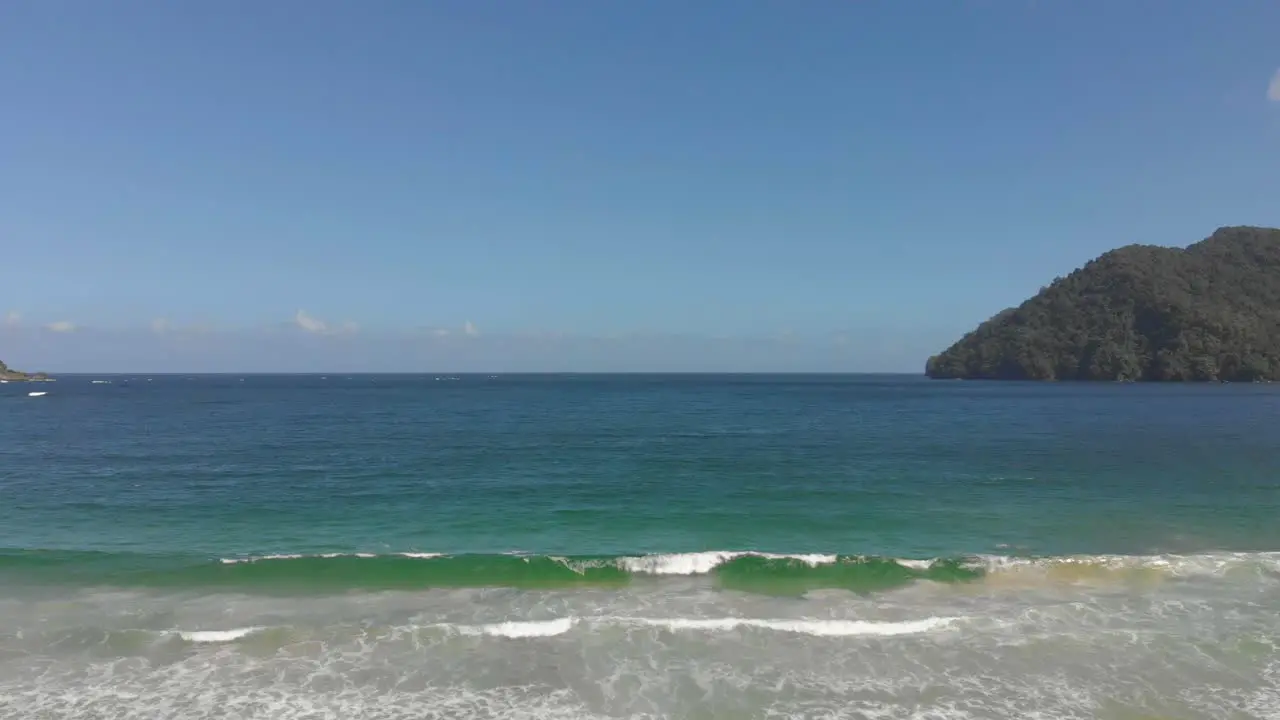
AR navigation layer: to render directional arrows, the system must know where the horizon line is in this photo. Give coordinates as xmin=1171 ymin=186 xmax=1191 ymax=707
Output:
xmin=35 ymin=371 xmax=926 ymax=377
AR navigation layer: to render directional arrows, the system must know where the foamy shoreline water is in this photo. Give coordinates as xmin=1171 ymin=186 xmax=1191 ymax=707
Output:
xmin=0 ymin=568 xmax=1275 ymax=720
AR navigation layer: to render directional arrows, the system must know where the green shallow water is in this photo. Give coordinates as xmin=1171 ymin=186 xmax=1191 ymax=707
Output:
xmin=0 ymin=549 xmax=984 ymax=594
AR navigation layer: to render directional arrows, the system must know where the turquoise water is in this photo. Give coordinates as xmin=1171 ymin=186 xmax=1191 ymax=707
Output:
xmin=1 ymin=374 xmax=1278 ymax=718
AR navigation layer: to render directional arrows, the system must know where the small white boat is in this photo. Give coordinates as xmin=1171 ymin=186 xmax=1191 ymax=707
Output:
xmin=28 ymin=391 xmax=47 ymax=397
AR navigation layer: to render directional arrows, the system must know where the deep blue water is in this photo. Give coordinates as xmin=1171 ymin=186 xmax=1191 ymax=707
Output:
xmin=2 ymin=374 xmax=1277 ymax=559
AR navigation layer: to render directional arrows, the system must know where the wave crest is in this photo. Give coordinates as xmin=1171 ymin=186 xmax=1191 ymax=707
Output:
xmin=2 ymin=548 xmax=1276 ymax=594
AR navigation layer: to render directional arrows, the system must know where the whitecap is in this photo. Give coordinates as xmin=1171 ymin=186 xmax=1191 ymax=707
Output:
xmin=178 ymin=627 xmax=262 ymax=643
xmin=623 ymin=616 xmax=958 ymax=637
xmin=617 ymin=551 xmax=837 ymax=575
xmin=454 ymin=617 xmax=576 ymax=638
xmin=438 ymin=615 xmax=955 ymax=639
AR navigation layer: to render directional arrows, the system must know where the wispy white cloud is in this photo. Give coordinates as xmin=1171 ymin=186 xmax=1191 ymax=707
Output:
xmin=294 ymin=309 xmax=328 ymax=334
xmin=415 ymin=323 xmax=475 ymax=339
xmin=3 ymin=311 xmax=19 ymax=327
xmin=293 ymin=310 xmax=358 ymax=335
xmin=151 ymin=318 xmax=170 ymax=334
xmin=1270 ymin=68 xmax=1280 ymax=102
xmin=46 ymin=320 xmax=77 ymax=333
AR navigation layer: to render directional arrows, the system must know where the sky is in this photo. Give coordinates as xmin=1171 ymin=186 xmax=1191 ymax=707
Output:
xmin=2 ymin=1 xmax=1279 ymax=372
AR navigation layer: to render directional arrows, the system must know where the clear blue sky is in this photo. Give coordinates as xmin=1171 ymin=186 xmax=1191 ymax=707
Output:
xmin=2 ymin=1 xmax=1278 ymax=372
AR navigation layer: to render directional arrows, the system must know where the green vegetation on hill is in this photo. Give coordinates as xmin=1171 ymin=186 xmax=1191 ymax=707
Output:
xmin=926 ymin=226 xmax=1280 ymax=382
xmin=0 ymin=360 xmax=49 ymax=382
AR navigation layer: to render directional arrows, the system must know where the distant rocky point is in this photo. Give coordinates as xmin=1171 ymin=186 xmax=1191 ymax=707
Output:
xmin=0 ymin=360 xmax=51 ymax=382
xmin=926 ymin=226 xmax=1280 ymax=382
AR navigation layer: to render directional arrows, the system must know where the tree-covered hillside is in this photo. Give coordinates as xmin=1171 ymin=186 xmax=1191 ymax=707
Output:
xmin=926 ymin=226 xmax=1280 ymax=381
xmin=0 ymin=360 xmax=48 ymax=381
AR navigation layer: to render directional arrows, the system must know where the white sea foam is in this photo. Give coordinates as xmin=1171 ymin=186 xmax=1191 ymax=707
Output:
xmin=209 ymin=550 xmax=1280 ymax=584
xmin=623 ymin=616 xmax=958 ymax=636
xmin=755 ymin=552 xmax=840 ymax=566
xmin=973 ymin=551 xmax=1280 ymax=577
xmin=616 ymin=551 xmax=837 ymax=575
xmin=616 ymin=551 xmax=740 ymax=574
xmin=177 ymin=627 xmax=261 ymax=643
xmin=218 ymin=552 xmax=434 ymax=564
xmin=218 ymin=554 xmax=305 ymax=564
xmin=4 ymin=552 xmax=1274 ymax=720
xmin=455 ymin=617 xmax=576 ymax=638
xmin=438 ymin=615 xmax=956 ymax=639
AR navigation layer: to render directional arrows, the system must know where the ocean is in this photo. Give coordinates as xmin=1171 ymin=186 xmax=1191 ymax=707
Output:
xmin=0 ymin=374 xmax=1277 ymax=719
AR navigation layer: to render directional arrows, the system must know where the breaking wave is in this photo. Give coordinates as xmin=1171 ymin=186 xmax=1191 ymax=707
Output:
xmin=0 ymin=548 xmax=1275 ymax=594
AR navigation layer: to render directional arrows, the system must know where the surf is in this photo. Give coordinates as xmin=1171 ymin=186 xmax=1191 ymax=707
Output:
xmin=1 ymin=548 xmax=1277 ymax=594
